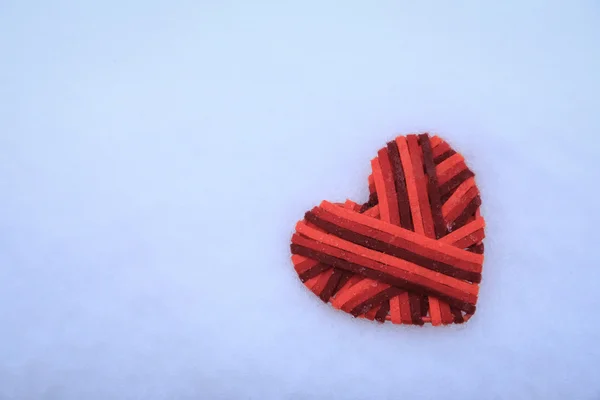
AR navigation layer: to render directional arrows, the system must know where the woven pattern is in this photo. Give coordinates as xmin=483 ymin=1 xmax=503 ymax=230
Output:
xmin=290 ymin=134 xmax=484 ymax=325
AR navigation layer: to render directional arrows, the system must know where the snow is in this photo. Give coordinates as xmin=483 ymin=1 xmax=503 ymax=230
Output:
xmin=1 ymin=1 xmax=600 ymax=399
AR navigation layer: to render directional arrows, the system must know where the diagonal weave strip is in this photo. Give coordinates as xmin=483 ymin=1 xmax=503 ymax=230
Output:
xmin=290 ymin=133 xmax=485 ymax=325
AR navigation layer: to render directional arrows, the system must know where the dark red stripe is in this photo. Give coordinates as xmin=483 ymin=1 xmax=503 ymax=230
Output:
xmin=420 ymin=296 xmax=430 ymax=317
xmin=359 ymin=192 xmax=378 ymax=213
xmin=332 ymin=271 xmax=352 ymax=295
xmin=467 ymin=242 xmax=484 ymax=254
xmin=419 ymin=134 xmax=446 ymax=239
xmin=305 ymin=211 xmax=481 ymax=283
xmin=319 ymin=269 xmax=345 ymax=302
xmin=434 ymin=149 xmax=456 ymax=164
xmin=387 ymin=140 xmax=414 ymax=230
xmin=298 ymin=263 xmax=331 ymax=282
xmin=290 ymin=243 xmax=477 ymax=314
xmin=450 ymin=196 xmax=482 ymax=231
xmin=349 ymin=287 xmax=402 ymax=317
xmin=409 ymin=294 xmax=424 ymax=325
xmin=375 ymin=301 xmax=390 ymax=323
xmin=439 ymin=169 xmax=475 ymax=198
xmin=450 ymin=307 xmax=465 ymax=324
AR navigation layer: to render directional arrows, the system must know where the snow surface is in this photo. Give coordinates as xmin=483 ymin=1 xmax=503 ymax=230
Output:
xmin=1 ymin=1 xmax=600 ymax=399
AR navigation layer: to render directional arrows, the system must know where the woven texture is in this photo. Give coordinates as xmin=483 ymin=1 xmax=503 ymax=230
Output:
xmin=290 ymin=134 xmax=485 ymax=325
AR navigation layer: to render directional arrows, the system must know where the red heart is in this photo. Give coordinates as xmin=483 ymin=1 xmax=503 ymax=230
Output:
xmin=290 ymin=133 xmax=484 ymax=326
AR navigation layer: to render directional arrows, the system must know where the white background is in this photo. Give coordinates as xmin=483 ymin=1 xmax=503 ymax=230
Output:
xmin=1 ymin=1 xmax=600 ymax=399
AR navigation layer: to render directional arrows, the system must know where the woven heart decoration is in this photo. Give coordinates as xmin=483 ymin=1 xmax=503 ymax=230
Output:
xmin=290 ymin=133 xmax=484 ymax=326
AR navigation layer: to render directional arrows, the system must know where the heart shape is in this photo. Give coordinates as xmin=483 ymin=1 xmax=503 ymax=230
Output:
xmin=290 ymin=133 xmax=484 ymax=326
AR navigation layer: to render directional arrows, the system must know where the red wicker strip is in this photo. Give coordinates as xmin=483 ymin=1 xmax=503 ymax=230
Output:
xmin=290 ymin=133 xmax=485 ymax=326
